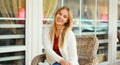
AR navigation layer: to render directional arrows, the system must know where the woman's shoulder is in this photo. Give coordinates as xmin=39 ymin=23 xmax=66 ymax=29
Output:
xmin=66 ymin=30 xmax=75 ymax=37
xmin=42 ymin=27 xmax=50 ymax=32
xmin=67 ymin=30 xmax=74 ymax=35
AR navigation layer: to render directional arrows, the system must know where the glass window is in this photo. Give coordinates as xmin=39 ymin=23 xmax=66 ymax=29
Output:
xmin=96 ymin=0 xmax=109 ymax=62
xmin=0 ymin=0 xmax=26 ymax=64
xmin=64 ymin=0 xmax=80 ymax=18
xmin=117 ymin=0 xmax=120 ymax=60
xmin=0 ymin=51 xmax=25 ymax=65
xmin=0 ymin=0 xmax=25 ymax=46
xmin=81 ymin=0 xmax=95 ymax=19
xmin=97 ymin=0 xmax=108 ymax=20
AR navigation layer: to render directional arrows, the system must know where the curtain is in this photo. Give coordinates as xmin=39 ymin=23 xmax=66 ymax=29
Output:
xmin=43 ymin=0 xmax=58 ymax=18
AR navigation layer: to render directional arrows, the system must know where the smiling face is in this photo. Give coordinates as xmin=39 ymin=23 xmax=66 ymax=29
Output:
xmin=50 ymin=6 xmax=73 ymax=47
xmin=55 ymin=9 xmax=68 ymax=26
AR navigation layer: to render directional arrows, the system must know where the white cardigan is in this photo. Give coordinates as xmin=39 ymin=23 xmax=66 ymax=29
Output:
xmin=42 ymin=27 xmax=79 ymax=65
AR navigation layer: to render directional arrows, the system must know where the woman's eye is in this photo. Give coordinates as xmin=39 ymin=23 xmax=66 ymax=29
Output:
xmin=64 ymin=16 xmax=67 ymax=18
xmin=58 ymin=13 xmax=61 ymax=15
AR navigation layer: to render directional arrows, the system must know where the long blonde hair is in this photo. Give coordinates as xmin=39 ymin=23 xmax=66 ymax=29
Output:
xmin=49 ymin=6 xmax=73 ymax=48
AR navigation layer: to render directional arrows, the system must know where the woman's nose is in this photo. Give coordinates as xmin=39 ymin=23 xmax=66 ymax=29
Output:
xmin=60 ymin=15 xmax=63 ymax=19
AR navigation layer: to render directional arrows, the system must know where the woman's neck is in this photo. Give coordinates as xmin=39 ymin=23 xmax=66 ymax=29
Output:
xmin=56 ymin=26 xmax=63 ymax=32
xmin=55 ymin=25 xmax=64 ymax=38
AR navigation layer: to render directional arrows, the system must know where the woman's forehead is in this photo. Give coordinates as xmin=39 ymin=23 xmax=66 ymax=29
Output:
xmin=58 ymin=9 xmax=68 ymax=15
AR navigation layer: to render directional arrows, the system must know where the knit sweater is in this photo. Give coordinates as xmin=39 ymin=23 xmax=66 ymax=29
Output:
xmin=42 ymin=27 xmax=79 ymax=65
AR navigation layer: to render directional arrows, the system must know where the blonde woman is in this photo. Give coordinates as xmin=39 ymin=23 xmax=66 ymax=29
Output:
xmin=42 ymin=6 xmax=79 ymax=65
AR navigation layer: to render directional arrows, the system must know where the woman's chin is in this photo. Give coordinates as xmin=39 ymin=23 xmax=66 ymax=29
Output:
xmin=56 ymin=22 xmax=64 ymax=26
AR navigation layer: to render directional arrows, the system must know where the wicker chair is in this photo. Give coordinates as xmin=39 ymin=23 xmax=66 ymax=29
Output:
xmin=76 ymin=36 xmax=99 ymax=65
xmin=31 ymin=54 xmax=46 ymax=65
xmin=31 ymin=36 xmax=99 ymax=65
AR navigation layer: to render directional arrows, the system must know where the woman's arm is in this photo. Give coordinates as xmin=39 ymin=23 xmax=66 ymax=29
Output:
xmin=42 ymin=28 xmax=64 ymax=63
xmin=67 ymin=31 xmax=79 ymax=65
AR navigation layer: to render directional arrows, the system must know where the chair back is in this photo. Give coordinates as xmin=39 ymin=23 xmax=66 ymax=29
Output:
xmin=76 ymin=36 xmax=99 ymax=65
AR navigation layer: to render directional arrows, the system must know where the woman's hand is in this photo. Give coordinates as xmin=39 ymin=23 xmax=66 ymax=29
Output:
xmin=59 ymin=59 xmax=72 ymax=65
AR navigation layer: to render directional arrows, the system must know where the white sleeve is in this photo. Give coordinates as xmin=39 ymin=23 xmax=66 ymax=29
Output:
xmin=67 ymin=31 xmax=79 ymax=65
xmin=42 ymin=28 xmax=64 ymax=63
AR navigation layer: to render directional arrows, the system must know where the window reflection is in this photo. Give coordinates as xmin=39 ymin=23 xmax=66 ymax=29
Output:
xmin=118 ymin=0 xmax=120 ymax=20
xmin=0 ymin=51 xmax=25 ymax=65
xmin=82 ymin=0 xmax=95 ymax=19
xmin=64 ymin=0 xmax=80 ymax=18
xmin=0 ymin=0 xmax=26 ymax=64
xmin=81 ymin=21 xmax=95 ymax=32
xmin=97 ymin=43 xmax=108 ymax=62
xmin=0 ymin=0 xmax=26 ymax=18
xmin=0 ymin=27 xmax=25 ymax=46
xmin=97 ymin=0 xmax=108 ymax=20
xmin=0 ymin=0 xmax=25 ymax=46
xmin=117 ymin=0 xmax=120 ymax=59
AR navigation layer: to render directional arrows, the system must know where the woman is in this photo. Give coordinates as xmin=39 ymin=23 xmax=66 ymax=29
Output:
xmin=42 ymin=6 xmax=79 ymax=65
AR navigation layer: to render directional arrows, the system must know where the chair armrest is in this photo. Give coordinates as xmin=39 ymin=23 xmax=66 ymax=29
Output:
xmin=31 ymin=54 xmax=46 ymax=65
